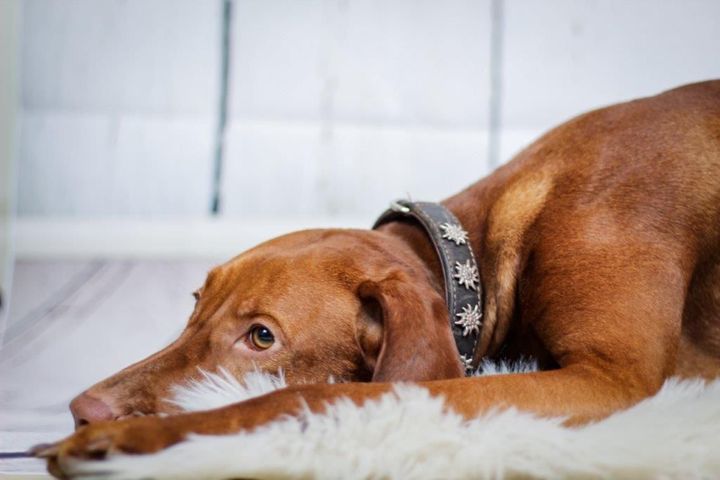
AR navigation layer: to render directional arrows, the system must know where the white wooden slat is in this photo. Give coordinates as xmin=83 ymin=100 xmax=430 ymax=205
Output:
xmin=229 ymin=0 xmax=325 ymax=121
xmin=229 ymin=0 xmax=493 ymax=126
xmin=221 ymin=121 xmax=489 ymax=217
xmin=13 ymin=217 xmax=369 ymax=259
xmin=18 ymin=112 xmax=112 ymax=215
xmin=18 ymin=112 xmax=214 ymax=215
xmin=220 ymin=121 xmax=323 ymax=216
xmin=330 ymin=0 xmax=492 ymax=126
xmin=225 ymin=0 xmax=494 ymax=216
xmin=500 ymin=0 xmax=720 ymax=161
xmin=326 ymin=125 xmax=489 ymax=215
xmin=21 ymin=0 xmax=221 ymax=115
xmin=109 ymin=115 xmax=215 ymax=215
xmin=20 ymin=0 xmax=220 ymax=217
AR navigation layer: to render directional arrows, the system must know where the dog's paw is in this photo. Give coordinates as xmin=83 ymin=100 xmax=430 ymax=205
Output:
xmin=34 ymin=416 xmax=184 ymax=478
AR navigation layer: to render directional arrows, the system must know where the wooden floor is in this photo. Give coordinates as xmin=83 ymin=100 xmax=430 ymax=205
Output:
xmin=0 ymin=259 xmax=218 ymax=475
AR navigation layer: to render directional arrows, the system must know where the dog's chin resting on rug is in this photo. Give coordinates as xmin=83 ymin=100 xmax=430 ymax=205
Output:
xmin=61 ymin=360 xmax=720 ymax=480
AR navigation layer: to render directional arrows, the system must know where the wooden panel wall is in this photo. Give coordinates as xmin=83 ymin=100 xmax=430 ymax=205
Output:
xmin=17 ymin=0 xmax=720 ymax=219
xmin=18 ymin=0 xmax=219 ymax=215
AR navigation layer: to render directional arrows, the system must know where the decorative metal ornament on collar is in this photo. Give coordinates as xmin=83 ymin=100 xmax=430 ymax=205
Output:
xmin=373 ymin=199 xmax=483 ymax=376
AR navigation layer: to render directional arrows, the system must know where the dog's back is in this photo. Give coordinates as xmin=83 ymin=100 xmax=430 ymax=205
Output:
xmin=446 ymin=80 xmax=720 ymax=377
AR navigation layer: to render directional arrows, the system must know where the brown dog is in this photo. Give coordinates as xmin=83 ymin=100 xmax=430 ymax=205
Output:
xmin=40 ymin=81 xmax=720 ymax=476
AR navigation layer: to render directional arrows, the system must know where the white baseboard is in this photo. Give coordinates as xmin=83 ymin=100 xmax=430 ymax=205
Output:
xmin=15 ymin=216 xmax=371 ymax=259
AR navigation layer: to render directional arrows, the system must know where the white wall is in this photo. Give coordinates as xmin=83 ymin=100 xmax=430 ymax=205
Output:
xmin=499 ymin=0 xmax=720 ymax=161
xmin=221 ymin=0 xmax=492 ymax=217
xmin=19 ymin=0 xmax=220 ymax=216
xmin=0 ymin=0 xmax=20 ymax=338
xmin=14 ymin=0 xmax=720 ymax=255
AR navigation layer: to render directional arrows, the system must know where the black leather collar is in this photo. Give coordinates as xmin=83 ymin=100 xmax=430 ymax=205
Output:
xmin=373 ymin=200 xmax=482 ymax=375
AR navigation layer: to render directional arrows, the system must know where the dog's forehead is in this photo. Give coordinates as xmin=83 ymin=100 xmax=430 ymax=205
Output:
xmin=194 ymin=230 xmax=390 ymax=314
xmin=194 ymin=247 xmax=359 ymax=327
xmin=205 ymin=249 xmax=341 ymax=293
xmin=215 ymin=230 xmax=379 ymax=276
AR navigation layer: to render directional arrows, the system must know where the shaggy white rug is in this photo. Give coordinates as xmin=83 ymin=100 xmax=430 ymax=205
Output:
xmin=68 ymin=361 xmax=720 ymax=480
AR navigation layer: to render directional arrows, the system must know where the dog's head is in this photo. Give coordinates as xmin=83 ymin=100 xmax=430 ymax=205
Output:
xmin=70 ymin=229 xmax=463 ymax=427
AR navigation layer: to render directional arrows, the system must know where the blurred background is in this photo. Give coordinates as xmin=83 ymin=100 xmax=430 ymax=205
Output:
xmin=1 ymin=0 xmax=719 ymax=472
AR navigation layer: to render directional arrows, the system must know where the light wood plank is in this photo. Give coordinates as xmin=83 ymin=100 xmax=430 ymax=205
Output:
xmin=0 ymin=260 xmax=216 ymax=442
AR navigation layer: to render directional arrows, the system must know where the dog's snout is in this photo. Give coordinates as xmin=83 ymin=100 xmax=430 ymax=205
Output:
xmin=70 ymin=392 xmax=115 ymax=428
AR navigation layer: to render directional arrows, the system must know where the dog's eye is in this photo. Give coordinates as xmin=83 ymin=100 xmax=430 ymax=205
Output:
xmin=249 ymin=325 xmax=275 ymax=350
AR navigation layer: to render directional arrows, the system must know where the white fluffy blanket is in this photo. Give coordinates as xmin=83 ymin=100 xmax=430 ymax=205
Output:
xmin=69 ymin=361 xmax=720 ymax=480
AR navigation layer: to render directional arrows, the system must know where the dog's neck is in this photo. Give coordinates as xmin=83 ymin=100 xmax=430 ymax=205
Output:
xmin=374 ymin=201 xmax=486 ymax=372
xmin=378 ymin=221 xmax=447 ymax=295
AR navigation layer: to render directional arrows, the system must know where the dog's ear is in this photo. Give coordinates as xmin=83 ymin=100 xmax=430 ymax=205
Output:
xmin=355 ymin=272 xmax=464 ymax=382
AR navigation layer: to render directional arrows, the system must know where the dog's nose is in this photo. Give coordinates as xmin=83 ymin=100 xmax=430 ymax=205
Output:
xmin=69 ymin=392 xmax=115 ymax=428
